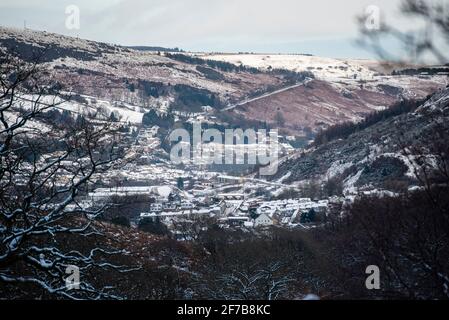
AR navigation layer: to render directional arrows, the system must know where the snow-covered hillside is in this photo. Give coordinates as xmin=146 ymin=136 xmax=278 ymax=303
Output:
xmin=272 ymin=86 xmax=449 ymax=194
xmin=1 ymin=26 xmax=447 ymax=137
xmin=198 ymin=53 xmax=377 ymax=80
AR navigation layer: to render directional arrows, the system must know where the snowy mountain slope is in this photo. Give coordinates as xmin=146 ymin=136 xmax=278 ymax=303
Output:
xmin=1 ymin=26 xmax=447 ymax=137
xmin=198 ymin=53 xmax=377 ymax=80
xmin=0 ymin=26 xmax=290 ymax=111
xmin=272 ymin=85 xmax=449 ymax=194
xmin=199 ymin=53 xmax=447 ymax=134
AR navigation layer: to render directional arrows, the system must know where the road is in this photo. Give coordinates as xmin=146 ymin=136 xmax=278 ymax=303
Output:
xmin=222 ymin=79 xmax=312 ymax=112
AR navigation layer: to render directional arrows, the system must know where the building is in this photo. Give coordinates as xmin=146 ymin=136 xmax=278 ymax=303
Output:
xmin=220 ymin=216 xmax=249 ymax=227
xmin=180 ymin=201 xmax=195 ymax=210
xmin=217 ymin=193 xmax=245 ymax=200
xmin=140 ymin=208 xmax=211 ymax=222
xmin=168 ymin=192 xmax=182 ymax=204
xmin=254 ymin=213 xmax=274 ymax=228
xmin=163 ymin=202 xmax=177 ymax=211
xmin=150 ymin=203 xmax=163 ymax=213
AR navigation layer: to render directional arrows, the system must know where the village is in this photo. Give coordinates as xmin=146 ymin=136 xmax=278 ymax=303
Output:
xmin=86 ymin=171 xmax=350 ymax=241
xmin=138 ymin=190 xmax=348 ymax=239
xmin=80 ymin=122 xmax=349 ymax=240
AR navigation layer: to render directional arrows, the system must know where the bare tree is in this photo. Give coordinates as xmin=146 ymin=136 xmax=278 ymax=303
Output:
xmin=0 ymin=51 xmax=135 ymax=299
xmin=358 ymin=0 xmax=449 ymax=64
xmin=172 ymin=215 xmax=218 ymax=242
xmin=200 ymin=262 xmax=294 ymax=300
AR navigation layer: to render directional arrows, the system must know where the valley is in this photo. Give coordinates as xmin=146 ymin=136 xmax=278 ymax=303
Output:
xmin=1 ymin=24 xmax=449 ymax=300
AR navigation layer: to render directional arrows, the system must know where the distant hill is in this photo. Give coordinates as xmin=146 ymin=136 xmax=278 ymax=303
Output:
xmin=127 ymin=46 xmax=184 ymax=52
xmin=1 ymin=26 xmax=447 ymax=136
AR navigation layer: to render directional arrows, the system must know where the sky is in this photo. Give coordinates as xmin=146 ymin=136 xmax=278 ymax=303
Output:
xmin=0 ymin=0 xmax=426 ymax=59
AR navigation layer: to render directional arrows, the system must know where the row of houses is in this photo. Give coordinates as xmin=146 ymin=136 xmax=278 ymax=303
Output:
xmin=199 ymin=197 xmax=335 ymax=229
xmin=218 ymin=213 xmax=274 ymax=228
xmin=149 ymin=200 xmax=196 ymax=213
xmin=140 ymin=207 xmax=219 ymax=222
xmin=130 ymin=182 xmax=347 ymax=233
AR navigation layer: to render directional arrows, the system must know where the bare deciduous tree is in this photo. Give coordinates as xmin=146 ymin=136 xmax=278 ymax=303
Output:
xmin=0 ymin=51 xmax=136 ymax=299
xmin=358 ymin=0 xmax=449 ymax=64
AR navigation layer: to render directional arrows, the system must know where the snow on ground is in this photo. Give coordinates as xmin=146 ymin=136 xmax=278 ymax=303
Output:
xmin=2 ymin=110 xmax=53 ymax=134
xmin=344 ymin=169 xmax=364 ymax=195
xmin=88 ymin=98 xmax=144 ymax=124
xmin=325 ymin=161 xmax=354 ymax=180
xmin=14 ymin=93 xmax=145 ymax=124
xmin=277 ymin=172 xmax=292 ymax=183
xmin=198 ymin=53 xmax=448 ymax=102
xmin=89 ymin=185 xmax=174 ymax=198
xmin=198 ymin=53 xmax=377 ymax=80
xmin=157 ymin=186 xmax=173 ymax=198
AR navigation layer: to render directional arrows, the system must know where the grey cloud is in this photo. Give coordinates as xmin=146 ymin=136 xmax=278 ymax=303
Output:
xmin=0 ymin=0 xmax=407 ymax=57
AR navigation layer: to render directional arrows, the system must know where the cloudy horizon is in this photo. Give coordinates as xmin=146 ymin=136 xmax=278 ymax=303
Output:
xmin=0 ymin=0 xmax=414 ymax=59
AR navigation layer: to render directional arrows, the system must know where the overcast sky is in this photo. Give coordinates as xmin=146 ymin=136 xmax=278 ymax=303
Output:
xmin=0 ymin=0 xmax=413 ymax=58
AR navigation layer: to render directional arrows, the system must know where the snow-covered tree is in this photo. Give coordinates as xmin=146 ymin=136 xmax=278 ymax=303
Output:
xmin=0 ymin=51 xmax=135 ymax=299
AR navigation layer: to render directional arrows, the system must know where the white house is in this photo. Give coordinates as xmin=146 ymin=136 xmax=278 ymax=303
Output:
xmin=218 ymin=193 xmax=245 ymax=200
xmin=150 ymin=203 xmax=163 ymax=212
xmin=254 ymin=213 xmax=274 ymax=228
xmin=180 ymin=201 xmax=195 ymax=210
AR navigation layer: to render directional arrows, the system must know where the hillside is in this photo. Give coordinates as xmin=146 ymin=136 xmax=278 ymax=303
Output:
xmin=200 ymin=53 xmax=448 ymax=134
xmin=2 ymin=25 xmax=449 ymax=302
xmin=0 ymin=27 xmax=301 ymax=114
xmin=2 ymin=26 xmax=447 ymax=136
xmin=272 ymin=85 xmax=449 ymax=194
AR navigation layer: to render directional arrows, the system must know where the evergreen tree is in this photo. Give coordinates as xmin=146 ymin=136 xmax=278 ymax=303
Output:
xmin=301 ymin=208 xmax=316 ymax=223
xmin=177 ymin=177 xmax=185 ymax=190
